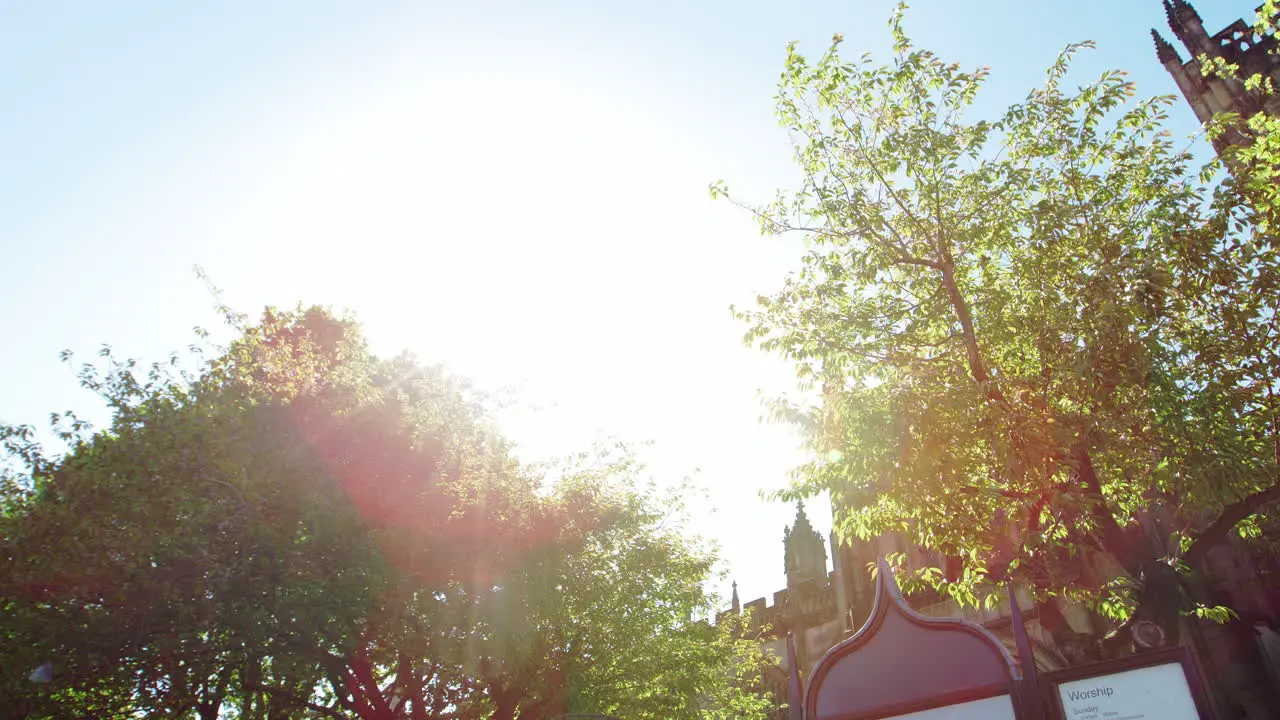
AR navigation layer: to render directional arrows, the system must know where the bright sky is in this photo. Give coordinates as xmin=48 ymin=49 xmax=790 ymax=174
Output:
xmin=1 ymin=0 xmax=1228 ymax=608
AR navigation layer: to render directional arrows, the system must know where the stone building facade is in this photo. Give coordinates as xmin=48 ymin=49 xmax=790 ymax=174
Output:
xmin=1152 ymin=0 xmax=1280 ymax=153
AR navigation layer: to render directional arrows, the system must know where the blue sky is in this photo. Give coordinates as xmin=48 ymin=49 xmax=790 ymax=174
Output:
xmin=0 ymin=0 xmax=1241 ymax=608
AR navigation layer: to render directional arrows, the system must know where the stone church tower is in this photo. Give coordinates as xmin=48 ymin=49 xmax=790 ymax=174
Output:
xmin=1152 ymin=0 xmax=1280 ymax=153
xmin=783 ymin=503 xmax=827 ymax=589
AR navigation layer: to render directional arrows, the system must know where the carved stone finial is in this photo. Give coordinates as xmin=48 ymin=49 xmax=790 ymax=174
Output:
xmin=1164 ymin=0 xmax=1203 ymax=41
xmin=1170 ymin=0 xmax=1201 ymax=25
xmin=1152 ymin=28 xmax=1181 ymax=65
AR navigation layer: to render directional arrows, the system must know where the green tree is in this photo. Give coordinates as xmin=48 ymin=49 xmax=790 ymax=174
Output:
xmin=715 ymin=5 xmax=1280 ymax=650
xmin=1 ymin=305 xmax=774 ymax=719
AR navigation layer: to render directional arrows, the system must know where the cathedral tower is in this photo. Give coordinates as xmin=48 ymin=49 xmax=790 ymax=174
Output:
xmin=1151 ymin=1 xmax=1279 ymax=153
xmin=783 ymin=503 xmax=828 ymax=589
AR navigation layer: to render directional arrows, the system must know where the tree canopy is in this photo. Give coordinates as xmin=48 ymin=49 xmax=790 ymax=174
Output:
xmin=716 ymin=4 xmax=1280 ymax=648
xmin=1 ymin=305 xmax=775 ymax=719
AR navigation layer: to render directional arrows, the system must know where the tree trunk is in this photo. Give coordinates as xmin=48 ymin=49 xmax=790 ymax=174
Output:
xmin=1075 ymin=443 xmax=1184 ymax=645
xmin=488 ymin=678 xmax=522 ymax=720
xmin=492 ymin=697 xmax=518 ymax=720
xmin=939 ymin=268 xmax=991 ymax=388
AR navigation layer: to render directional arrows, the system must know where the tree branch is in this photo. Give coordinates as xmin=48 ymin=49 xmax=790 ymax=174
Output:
xmin=245 ymin=683 xmax=349 ymax=720
xmin=349 ymin=651 xmax=394 ymax=719
xmin=1184 ymin=479 xmax=1280 ymax=566
xmin=939 ymin=266 xmax=1001 ymax=401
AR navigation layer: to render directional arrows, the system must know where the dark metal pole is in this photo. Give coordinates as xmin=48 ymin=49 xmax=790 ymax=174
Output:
xmin=1008 ymin=583 xmax=1046 ymax=719
xmin=786 ymin=631 xmax=804 ymax=720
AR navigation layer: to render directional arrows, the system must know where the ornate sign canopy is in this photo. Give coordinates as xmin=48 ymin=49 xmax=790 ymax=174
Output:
xmin=804 ymin=560 xmax=1021 ymax=720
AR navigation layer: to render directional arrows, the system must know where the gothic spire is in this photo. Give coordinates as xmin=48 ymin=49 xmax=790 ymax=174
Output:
xmin=1152 ymin=28 xmax=1181 ymax=65
xmin=1163 ymin=0 xmax=1210 ymax=56
xmin=1170 ymin=0 xmax=1201 ymax=25
xmin=784 ymin=501 xmax=828 ymax=588
xmin=1164 ymin=0 xmax=1202 ymax=39
xmin=731 ymin=581 xmax=740 ymax=613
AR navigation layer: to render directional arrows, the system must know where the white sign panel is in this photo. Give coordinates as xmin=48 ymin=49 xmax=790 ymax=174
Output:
xmin=883 ymin=694 xmax=1016 ymax=720
xmin=1056 ymin=662 xmax=1199 ymax=719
